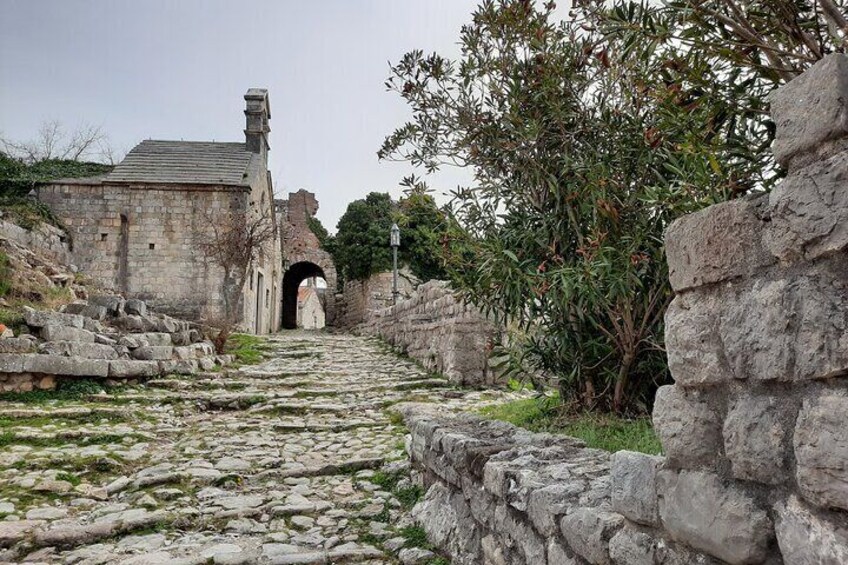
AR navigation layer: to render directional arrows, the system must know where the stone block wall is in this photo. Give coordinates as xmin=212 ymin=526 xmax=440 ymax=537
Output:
xmin=336 ymin=269 xmax=418 ymax=328
xmin=646 ymin=53 xmax=848 ymax=564
xmin=402 ymin=54 xmax=848 ymax=564
xmin=356 ymin=280 xmax=498 ymax=386
xmin=37 ymin=179 xmax=281 ymax=333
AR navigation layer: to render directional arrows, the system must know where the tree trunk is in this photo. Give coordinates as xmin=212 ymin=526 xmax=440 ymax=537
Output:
xmin=613 ymin=351 xmax=635 ymax=413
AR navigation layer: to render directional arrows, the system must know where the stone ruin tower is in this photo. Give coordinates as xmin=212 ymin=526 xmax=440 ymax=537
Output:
xmin=278 ymin=189 xmax=337 ymax=329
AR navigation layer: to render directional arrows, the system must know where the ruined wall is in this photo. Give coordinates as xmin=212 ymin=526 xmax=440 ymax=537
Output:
xmin=403 ymin=54 xmax=848 ymax=565
xmin=356 ymin=280 xmax=498 ymax=386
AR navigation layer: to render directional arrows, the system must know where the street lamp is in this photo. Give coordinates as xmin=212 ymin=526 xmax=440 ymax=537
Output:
xmin=390 ymin=223 xmax=400 ymax=305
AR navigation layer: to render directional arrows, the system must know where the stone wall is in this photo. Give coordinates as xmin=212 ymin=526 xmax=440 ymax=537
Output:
xmin=37 ymin=179 xmax=280 ymax=333
xmin=336 ymin=269 xmax=418 ymax=328
xmin=402 ymin=54 xmax=848 ymax=565
xmin=0 ymin=219 xmax=73 ymax=267
xmin=356 ymin=280 xmax=498 ymax=386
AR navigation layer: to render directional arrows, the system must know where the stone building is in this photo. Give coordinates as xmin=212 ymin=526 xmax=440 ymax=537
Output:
xmin=296 ymin=285 xmax=325 ymax=330
xmin=37 ymin=89 xmax=282 ymax=334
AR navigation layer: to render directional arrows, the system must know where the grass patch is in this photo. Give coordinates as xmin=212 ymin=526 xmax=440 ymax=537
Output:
xmin=55 ymin=471 xmax=81 ymax=486
xmin=225 ymin=333 xmax=266 ymax=365
xmin=479 ymin=396 xmax=662 ymax=455
xmin=0 ymin=379 xmax=104 ymax=403
xmin=399 ymin=525 xmax=432 ymax=549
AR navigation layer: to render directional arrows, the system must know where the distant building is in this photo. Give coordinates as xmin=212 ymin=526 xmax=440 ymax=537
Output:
xmin=37 ymin=89 xmax=282 ymax=334
xmin=296 ymin=285 xmax=325 ymax=330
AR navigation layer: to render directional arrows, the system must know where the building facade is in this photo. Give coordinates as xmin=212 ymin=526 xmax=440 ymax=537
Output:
xmin=37 ymin=89 xmax=282 ymax=334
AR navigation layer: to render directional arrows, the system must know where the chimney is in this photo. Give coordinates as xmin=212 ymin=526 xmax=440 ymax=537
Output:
xmin=244 ymin=88 xmax=270 ymax=157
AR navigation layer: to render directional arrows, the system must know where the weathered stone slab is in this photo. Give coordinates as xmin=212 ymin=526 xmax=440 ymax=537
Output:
xmin=560 ymin=507 xmax=623 ymax=565
xmin=667 ymin=264 xmax=848 ymax=384
xmin=0 ymin=338 xmax=34 ymax=354
xmin=88 ymin=294 xmax=125 ymax=315
xmin=0 ymin=354 xmax=25 ymax=373
xmin=38 ymin=341 xmax=119 ymax=360
xmin=771 ymin=53 xmax=848 ymax=169
xmin=125 ymin=298 xmax=148 ymax=317
xmin=133 ymin=346 xmax=174 ymax=361
xmin=723 ymin=393 xmax=788 ymax=484
xmin=652 ymin=386 xmax=721 ymax=468
xmin=765 ymin=152 xmax=848 ymax=263
xmin=40 ymin=325 xmax=95 ymax=343
xmin=610 ymin=451 xmax=662 ymax=526
xmin=24 ymin=307 xmax=83 ymax=329
xmin=22 ymin=354 xmax=109 ymax=377
xmin=657 ymin=469 xmax=772 ymax=565
xmin=159 ymin=359 xmax=198 ymax=375
xmin=664 ymin=195 xmax=773 ymax=292
xmin=109 ymin=359 xmax=161 ymax=378
xmin=64 ymin=303 xmax=108 ymax=321
xmin=774 ymin=495 xmax=848 ymax=564
xmin=664 ymin=294 xmax=732 ymax=386
xmin=609 ymin=528 xmax=654 ymax=565
xmin=794 ymin=395 xmax=848 ymax=511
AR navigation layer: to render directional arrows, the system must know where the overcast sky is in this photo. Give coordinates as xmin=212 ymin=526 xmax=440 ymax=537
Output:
xmin=0 ymin=0 xmax=486 ymax=231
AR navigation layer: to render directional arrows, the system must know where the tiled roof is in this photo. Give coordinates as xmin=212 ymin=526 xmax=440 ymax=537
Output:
xmin=105 ymin=140 xmax=254 ymax=186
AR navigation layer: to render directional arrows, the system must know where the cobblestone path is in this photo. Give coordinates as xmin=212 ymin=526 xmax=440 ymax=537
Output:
xmin=0 ymin=332 xmax=523 ymax=564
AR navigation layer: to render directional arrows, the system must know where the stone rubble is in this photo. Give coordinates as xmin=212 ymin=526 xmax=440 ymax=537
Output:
xmin=0 ymin=331 xmax=526 ymax=564
xmin=0 ymin=295 xmax=232 ymax=392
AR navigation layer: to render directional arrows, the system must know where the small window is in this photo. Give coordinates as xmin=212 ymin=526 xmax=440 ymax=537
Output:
xmin=100 ymin=233 xmax=108 ymax=241
xmin=266 ymin=289 xmax=270 ymax=306
xmin=149 ymin=243 xmax=155 ymax=250
xmin=249 ymin=272 xmax=253 ymax=290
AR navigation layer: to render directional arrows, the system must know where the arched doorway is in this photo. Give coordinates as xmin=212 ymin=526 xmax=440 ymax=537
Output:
xmin=282 ymin=261 xmax=326 ymax=330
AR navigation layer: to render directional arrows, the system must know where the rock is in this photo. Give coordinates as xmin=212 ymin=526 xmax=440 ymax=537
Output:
xmin=25 ymin=506 xmax=69 ymax=520
xmin=89 ymin=294 xmax=125 ymax=315
xmin=290 ymin=515 xmax=315 ymax=529
xmin=23 ymin=307 xmax=84 ymax=329
xmin=0 ymin=338 xmax=34 ymax=354
xmin=652 ymin=385 xmax=721 ymax=468
xmin=38 ymin=341 xmax=119 ymax=360
xmin=155 ymin=316 xmax=178 ymax=333
xmin=0 ymin=520 xmax=44 ymax=547
xmin=40 ymin=324 xmax=95 ymax=343
xmin=774 ymin=495 xmax=848 ymax=564
xmin=664 ymin=195 xmax=773 ymax=293
xmin=64 ymin=303 xmax=108 ymax=321
xmin=656 ymin=469 xmax=772 ymax=564
xmin=0 ymin=325 xmax=13 ymax=339
xmin=770 ymin=53 xmax=848 ymax=169
xmin=215 ymin=495 xmax=264 ymax=512
xmin=663 ymin=295 xmax=732 ymax=386
xmin=158 ymin=359 xmax=198 ymax=375
xmin=109 ymin=359 xmax=161 ymax=378
xmin=215 ymin=457 xmax=251 ymax=472
xmin=398 ymin=547 xmax=435 ymax=564
xmin=132 ymin=346 xmax=174 ymax=361
xmin=115 ymin=315 xmax=147 ymax=333
xmin=723 ymin=393 xmax=789 ymax=484
xmin=125 ymin=299 xmax=148 ymax=317
xmin=610 ymin=451 xmax=662 ymax=526
xmin=794 ymin=394 xmax=848 ymax=511
xmin=608 ymin=528 xmax=655 ymax=565
xmin=560 ymin=508 xmax=624 ymax=565
xmin=34 ymin=479 xmax=73 ymax=493
xmin=22 ymin=354 xmax=109 ymax=377
xmin=0 ymin=353 xmax=25 ymax=372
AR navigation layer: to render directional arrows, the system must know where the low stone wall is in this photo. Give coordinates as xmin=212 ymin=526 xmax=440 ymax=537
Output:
xmin=402 ymin=54 xmax=848 ymax=565
xmin=336 ymin=269 xmax=418 ymax=328
xmin=400 ymin=404 xmax=719 ymax=565
xmin=356 ymin=280 xmax=498 ymax=386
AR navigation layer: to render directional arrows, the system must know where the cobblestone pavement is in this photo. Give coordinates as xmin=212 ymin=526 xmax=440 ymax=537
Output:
xmin=0 ymin=332 xmax=526 ymax=564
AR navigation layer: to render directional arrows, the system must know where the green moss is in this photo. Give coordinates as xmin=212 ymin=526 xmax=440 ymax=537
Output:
xmin=225 ymin=333 xmax=267 ymax=365
xmin=54 ymin=471 xmax=81 ymax=486
xmin=479 ymin=396 xmax=662 ymax=455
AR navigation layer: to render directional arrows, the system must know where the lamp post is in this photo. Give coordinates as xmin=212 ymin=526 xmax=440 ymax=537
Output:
xmin=390 ymin=223 xmax=400 ymax=305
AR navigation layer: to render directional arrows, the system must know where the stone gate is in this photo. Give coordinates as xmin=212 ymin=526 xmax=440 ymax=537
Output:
xmin=278 ymin=189 xmax=337 ymax=329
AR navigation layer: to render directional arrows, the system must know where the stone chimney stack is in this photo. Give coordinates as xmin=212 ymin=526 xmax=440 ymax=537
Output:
xmin=244 ymin=88 xmax=270 ymax=158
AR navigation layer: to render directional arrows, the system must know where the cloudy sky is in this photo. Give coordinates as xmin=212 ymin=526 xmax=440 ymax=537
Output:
xmin=0 ymin=0 xmax=486 ymax=231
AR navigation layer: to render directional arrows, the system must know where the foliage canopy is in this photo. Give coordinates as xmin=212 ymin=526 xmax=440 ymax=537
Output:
xmin=380 ymin=0 xmax=843 ymax=412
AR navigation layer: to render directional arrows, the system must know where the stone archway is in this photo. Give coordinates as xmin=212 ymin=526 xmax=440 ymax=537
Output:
xmin=278 ymin=189 xmax=338 ymax=329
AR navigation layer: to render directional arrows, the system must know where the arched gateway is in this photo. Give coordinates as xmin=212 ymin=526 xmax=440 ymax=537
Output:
xmin=277 ymin=190 xmax=337 ymax=329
